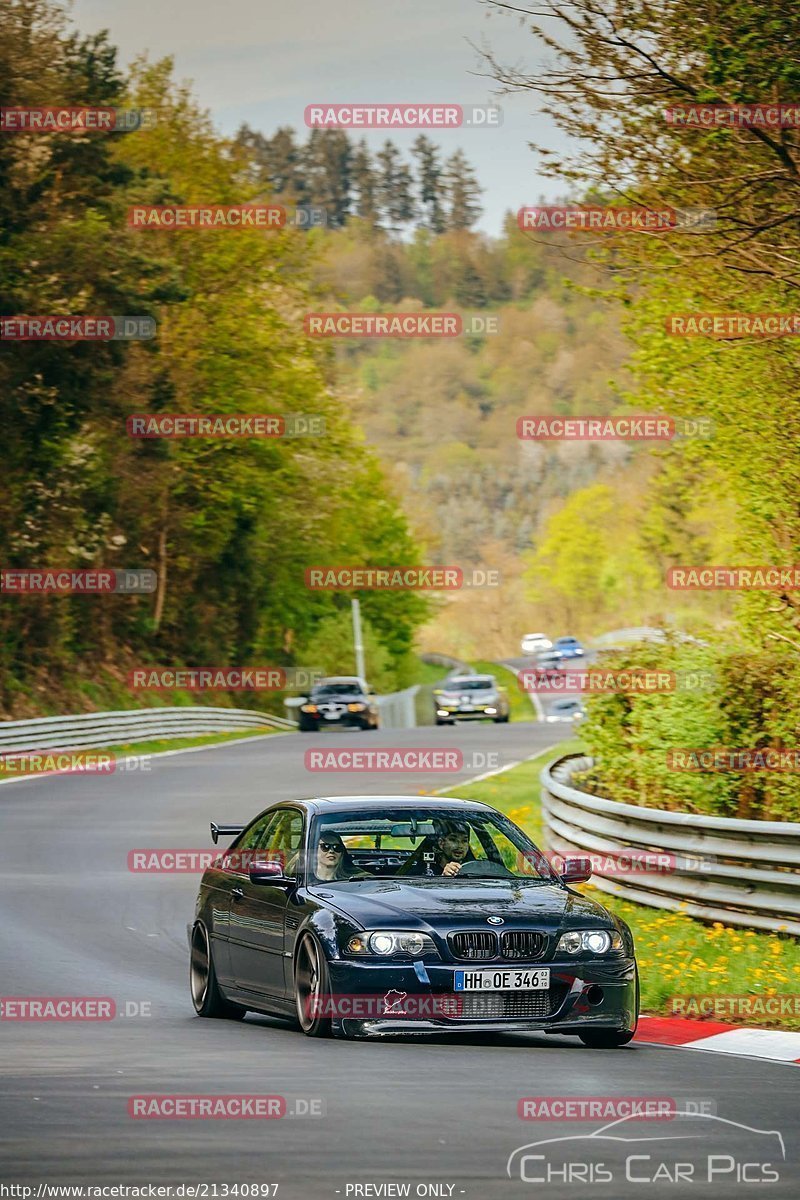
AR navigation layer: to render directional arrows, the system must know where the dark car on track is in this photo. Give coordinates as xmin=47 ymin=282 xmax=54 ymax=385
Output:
xmin=190 ymin=796 xmax=638 ymax=1045
xmin=298 ymin=676 xmax=380 ymax=732
xmin=433 ymin=674 xmax=510 ymax=724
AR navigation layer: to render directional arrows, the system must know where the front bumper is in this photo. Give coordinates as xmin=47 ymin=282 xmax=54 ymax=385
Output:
xmin=307 ymin=713 xmax=372 ymax=727
xmin=437 ymin=707 xmax=503 ymax=720
xmin=326 ymin=956 xmax=637 ymax=1038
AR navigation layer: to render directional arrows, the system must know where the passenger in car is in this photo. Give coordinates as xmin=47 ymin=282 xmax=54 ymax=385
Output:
xmin=311 ymin=833 xmax=372 ymax=882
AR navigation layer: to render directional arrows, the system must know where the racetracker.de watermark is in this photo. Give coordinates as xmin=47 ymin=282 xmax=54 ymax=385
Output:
xmin=1 ymin=569 xmax=156 ymax=594
xmin=518 ymin=669 xmax=714 ymax=694
xmin=306 ymin=992 xmax=463 ymax=1019
xmin=666 ymin=313 xmax=800 ymax=337
xmin=304 ymin=748 xmax=496 ymax=772
xmin=304 ymin=312 xmax=498 ymax=337
xmin=304 ymin=566 xmax=499 ymax=589
xmin=126 ymin=414 xmax=325 ymax=438
xmin=666 ymin=103 xmax=800 ymax=128
xmin=667 ymin=748 xmax=800 ymax=772
xmin=0 ymin=752 xmax=116 ymax=775
xmin=128 ymin=1096 xmax=286 ymax=1120
xmin=518 ymin=1097 xmax=697 ymax=1121
xmin=127 ymin=849 xmax=288 ymax=873
xmin=0 ymin=316 xmax=156 ymax=341
xmin=128 ymin=667 xmax=321 ymax=690
xmin=516 ymin=415 xmax=712 ymax=440
xmin=517 ymin=206 xmax=714 ymax=232
xmin=126 ymin=205 xmax=326 ymax=230
xmin=304 ymin=103 xmax=502 ymax=128
xmin=670 ymin=994 xmax=800 ymax=1020
xmin=667 ymin=565 xmax=800 ymax=590
xmin=537 ymin=850 xmax=715 ymax=876
xmin=1 ymin=997 xmax=115 ymax=1020
xmin=0 ymin=107 xmax=156 ymax=132
xmin=0 ymin=997 xmax=153 ymax=1020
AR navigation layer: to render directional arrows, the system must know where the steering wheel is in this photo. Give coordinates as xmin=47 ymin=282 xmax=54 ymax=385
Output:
xmin=455 ymin=859 xmax=514 ymax=878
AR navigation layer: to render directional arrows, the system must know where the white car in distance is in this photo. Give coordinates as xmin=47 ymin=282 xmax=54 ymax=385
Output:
xmin=520 ymin=632 xmax=552 ymax=655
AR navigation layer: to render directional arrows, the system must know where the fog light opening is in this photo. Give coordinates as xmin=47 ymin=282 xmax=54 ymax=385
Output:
xmin=586 ymin=985 xmax=604 ymax=1007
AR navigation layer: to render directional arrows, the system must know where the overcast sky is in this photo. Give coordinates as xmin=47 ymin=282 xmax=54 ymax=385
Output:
xmin=68 ymin=0 xmax=566 ymax=233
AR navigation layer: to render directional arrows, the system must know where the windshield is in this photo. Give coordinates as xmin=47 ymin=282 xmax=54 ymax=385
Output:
xmin=308 ymin=807 xmax=557 ymax=884
xmin=444 ymin=678 xmax=495 ymax=692
xmin=312 ymin=682 xmax=363 ymax=697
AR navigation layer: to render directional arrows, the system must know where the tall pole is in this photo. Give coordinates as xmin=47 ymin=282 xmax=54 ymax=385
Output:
xmin=352 ymin=598 xmax=366 ymax=680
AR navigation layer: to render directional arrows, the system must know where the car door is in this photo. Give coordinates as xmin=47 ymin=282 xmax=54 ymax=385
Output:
xmin=205 ymin=811 xmax=275 ymax=989
xmin=228 ymin=808 xmax=305 ymax=999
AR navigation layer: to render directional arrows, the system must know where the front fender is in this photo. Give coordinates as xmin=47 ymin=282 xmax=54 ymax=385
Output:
xmin=298 ymin=906 xmax=354 ymax=962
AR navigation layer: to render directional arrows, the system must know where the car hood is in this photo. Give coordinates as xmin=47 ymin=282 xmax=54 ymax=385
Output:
xmin=314 ymin=877 xmax=612 ymax=932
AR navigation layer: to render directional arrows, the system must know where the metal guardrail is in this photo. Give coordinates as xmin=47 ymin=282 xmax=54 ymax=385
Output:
xmin=376 ymin=685 xmax=420 ymax=729
xmin=541 ymin=754 xmax=800 ymax=936
xmin=0 ymin=706 xmax=295 ymax=753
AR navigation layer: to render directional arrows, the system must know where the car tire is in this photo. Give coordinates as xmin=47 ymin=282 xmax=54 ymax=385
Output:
xmin=294 ymin=932 xmax=333 ymax=1038
xmin=190 ymin=921 xmax=246 ymax=1020
xmin=298 ymin=718 xmax=318 ymax=733
xmin=494 ymin=714 xmax=510 ymax=724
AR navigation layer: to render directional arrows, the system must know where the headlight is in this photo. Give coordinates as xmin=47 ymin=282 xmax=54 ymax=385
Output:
xmin=347 ymin=703 xmax=366 ymax=712
xmin=301 ymin=704 xmax=318 ymax=713
xmin=556 ymin=929 xmax=623 ymax=955
xmin=345 ymin=930 xmax=438 ymax=957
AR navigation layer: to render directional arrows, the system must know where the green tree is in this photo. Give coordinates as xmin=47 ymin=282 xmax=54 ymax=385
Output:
xmin=350 ymin=138 xmax=379 ymax=224
xmin=443 ymin=149 xmax=482 ymax=230
xmin=411 ymin=135 xmax=446 ymax=233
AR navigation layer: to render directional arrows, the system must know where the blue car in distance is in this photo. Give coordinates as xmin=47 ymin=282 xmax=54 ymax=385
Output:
xmin=552 ymin=636 xmax=585 ymax=660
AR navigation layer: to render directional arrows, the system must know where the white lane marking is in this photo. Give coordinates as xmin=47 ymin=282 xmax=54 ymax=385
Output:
xmin=681 ymin=1027 xmax=800 ymax=1062
xmin=0 ymin=730 xmax=293 ymax=789
xmin=433 ymin=743 xmax=563 ymax=793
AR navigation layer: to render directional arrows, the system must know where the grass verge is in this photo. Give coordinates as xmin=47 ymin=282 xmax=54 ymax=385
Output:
xmin=442 ymin=742 xmax=800 ymax=1028
xmin=471 ymin=660 xmax=535 ymax=722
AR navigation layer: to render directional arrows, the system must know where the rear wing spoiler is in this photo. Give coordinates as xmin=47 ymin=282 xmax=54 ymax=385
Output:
xmin=210 ymin=822 xmax=244 ymax=844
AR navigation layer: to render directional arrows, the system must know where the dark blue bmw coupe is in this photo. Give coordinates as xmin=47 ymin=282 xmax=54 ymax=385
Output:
xmin=189 ymin=795 xmax=638 ymax=1045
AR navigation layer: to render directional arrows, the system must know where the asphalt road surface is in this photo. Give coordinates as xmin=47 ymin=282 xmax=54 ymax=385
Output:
xmin=1 ymin=723 xmax=797 ymax=1197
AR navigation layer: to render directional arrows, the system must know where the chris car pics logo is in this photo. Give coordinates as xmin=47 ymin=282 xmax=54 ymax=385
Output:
xmin=507 ymin=1112 xmax=784 ymax=1185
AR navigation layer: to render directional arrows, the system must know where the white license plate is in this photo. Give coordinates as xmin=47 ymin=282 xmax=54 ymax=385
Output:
xmin=460 ymin=704 xmax=474 ymax=711
xmin=324 ymin=712 xmax=339 ymax=720
xmin=454 ymin=968 xmax=550 ymax=991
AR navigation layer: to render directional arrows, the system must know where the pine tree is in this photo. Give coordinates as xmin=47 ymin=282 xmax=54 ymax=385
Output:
xmin=376 ymin=141 xmax=416 ymax=231
xmin=302 ymin=129 xmax=352 ymax=228
xmin=350 ymin=139 xmax=379 ymax=225
xmin=234 ymin=124 xmax=306 ymax=201
xmin=443 ymin=149 xmax=483 ymax=230
xmin=411 ymin=135 xmax=446 ymax=233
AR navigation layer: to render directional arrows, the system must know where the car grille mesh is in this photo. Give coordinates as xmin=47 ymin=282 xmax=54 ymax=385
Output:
xmin=455 ymin=986 xmax=567 ymax=1020
xmin=448 ymin=931 xmax=498 ymax=959
xmin=501 ymin=930 xmax=546 ymax=960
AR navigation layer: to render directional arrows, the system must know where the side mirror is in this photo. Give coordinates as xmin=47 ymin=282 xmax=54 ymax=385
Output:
xmin=248 ymin=860 xmax=295 ymax=887
xmin=559 ymin=855 xmax=593 ymax=884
